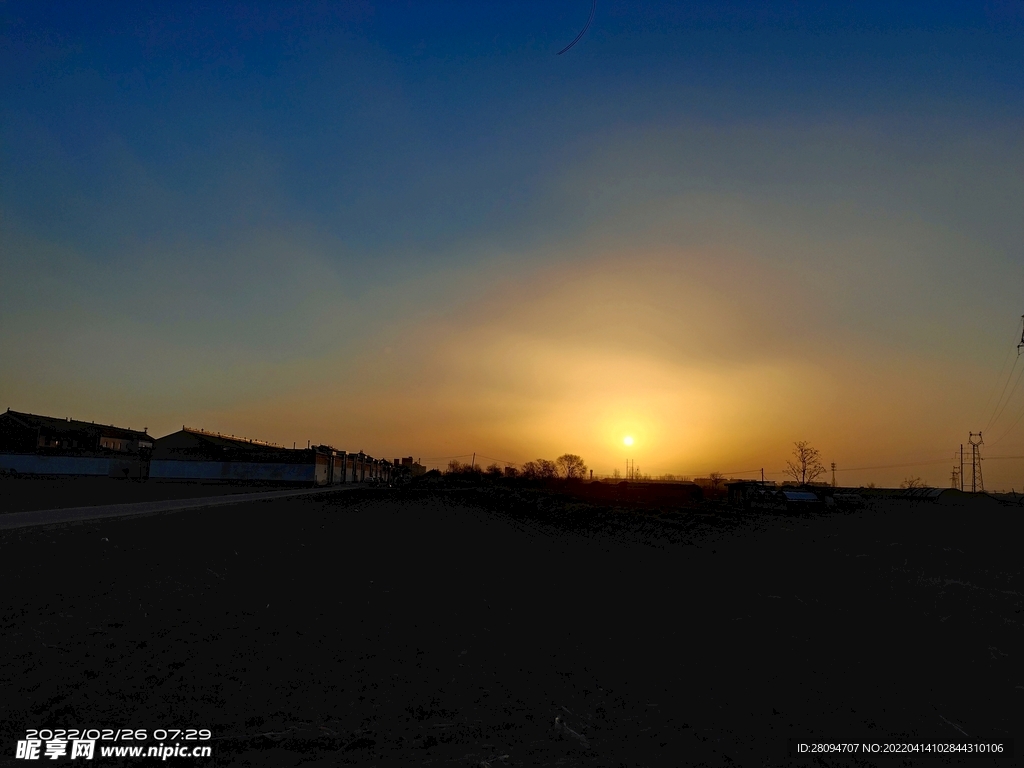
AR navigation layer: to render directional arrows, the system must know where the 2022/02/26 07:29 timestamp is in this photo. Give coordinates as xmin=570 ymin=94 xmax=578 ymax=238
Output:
xmin=23 ymin=729 xmax=212 ymax=742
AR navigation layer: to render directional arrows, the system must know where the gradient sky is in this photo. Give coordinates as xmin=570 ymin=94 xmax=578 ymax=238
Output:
xmin=3 ymin=1 xmax=1024 ymax=486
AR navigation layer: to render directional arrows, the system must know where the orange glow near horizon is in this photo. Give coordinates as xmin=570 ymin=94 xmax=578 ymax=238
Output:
xmin=185 ymin=248 xmax=985 ymax=486
xmin=10 ymin=240 xmax=1019 ymax=488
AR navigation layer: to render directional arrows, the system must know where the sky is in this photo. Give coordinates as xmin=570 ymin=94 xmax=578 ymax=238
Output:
xmin=2 ymin=1 xmax=1024 ymax=487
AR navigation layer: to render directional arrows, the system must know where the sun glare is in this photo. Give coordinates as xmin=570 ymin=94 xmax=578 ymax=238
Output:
xmin=623 ymin=436 xmax=634 ymax=446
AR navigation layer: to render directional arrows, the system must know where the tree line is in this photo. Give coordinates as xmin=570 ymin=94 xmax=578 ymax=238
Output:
xmin=445 ymin=441 xmax=921 ymax=489
xmin=446 ymin=453 xmax=588 ymax=480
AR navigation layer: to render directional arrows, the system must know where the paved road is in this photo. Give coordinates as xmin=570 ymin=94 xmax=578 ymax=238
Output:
xmin=0 ymin=485 xmax=363 ymax=530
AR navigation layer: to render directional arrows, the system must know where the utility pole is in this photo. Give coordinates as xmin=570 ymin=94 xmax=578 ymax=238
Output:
xmin=760 ymin=467 xmax=764 ymax=484
xmin=831 ymin=462 xmax=836 ymax=488
xmin=960 ymin=444 xmax=964 ymax=492
xmin=968 ymin=432 xmax=984 ymax=493
xmin=971 ymin=440 xmax=977 ymax=492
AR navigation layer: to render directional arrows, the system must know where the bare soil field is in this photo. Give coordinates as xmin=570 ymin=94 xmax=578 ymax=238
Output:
xmin=0 ymin=484 xmax=1020 ymax=766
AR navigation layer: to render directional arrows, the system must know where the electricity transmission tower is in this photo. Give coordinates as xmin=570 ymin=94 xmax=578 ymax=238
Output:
xmin=967 ymin=432 xmax=984 ymax=493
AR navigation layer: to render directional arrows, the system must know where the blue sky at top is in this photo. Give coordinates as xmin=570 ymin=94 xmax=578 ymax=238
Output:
xmin=3 ymin=1 xmax=1021 ymax=261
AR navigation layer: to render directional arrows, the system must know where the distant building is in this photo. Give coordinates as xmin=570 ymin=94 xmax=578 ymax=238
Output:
xmin=393 ymin=456 xmax=426 ymax=477
xmin=726 ymin=480 xmax=774 ymax=508
xmin=152 ymin=428 xmax=325 ymax=484
xmin=151 ymin=428 xmax=392 ymax=486
xmin=777 ymin=489 xmax=824 ymax=510
xmin=342 ymin=450 xmax=391 ymax=483
xmin=0 ymin=411 xmax=398 ymax=486
xmin=0 ymin=408 xmax=153 ymax=478
xmin=726 ymin=480 xmax=830 ymax=511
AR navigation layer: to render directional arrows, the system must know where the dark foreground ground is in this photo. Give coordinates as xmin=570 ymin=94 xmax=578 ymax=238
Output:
xmin=0 ymin=485 xmax=1020 ymax=766
xmin=0 ymin=476 xmax=298 ymax=514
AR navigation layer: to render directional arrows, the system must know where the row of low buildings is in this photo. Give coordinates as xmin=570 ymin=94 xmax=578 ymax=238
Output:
xmin=722 ymin=480 xmax=956 ymax=510
xmin=0 ymin=409 xmax=423 ymax=485
xmin=725 ymin=481 xmax=851 ymax=511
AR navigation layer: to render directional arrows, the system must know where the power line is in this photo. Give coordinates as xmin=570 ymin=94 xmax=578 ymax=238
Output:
xmin=981 ymin=316 xmax=1024 ymax=430
xmin=987 ymin=364 xmax=1024 ymax=432
xmin=418 ymin=452 xmax=523 ymax=469
xmin=981 ymin=329 xmax=1018 ymax=422
xmin=988 ymin=393 xmax=1024 ymax=445
xmin=832 ymin=457 xmax=954 ymax=472
xmin=475 ymin=453 xmax=522 ymax=468
xmin=985 ymin=328 xmax=1024 ymax=433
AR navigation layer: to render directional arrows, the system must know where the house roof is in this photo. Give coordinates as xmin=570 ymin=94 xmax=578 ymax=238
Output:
xmin=1 ymin=408 xmax=149 ymax=440
xmin=897 ymin=486 xmax=943 ymax=499
xmin=152 ymin=427 xmax=321 ymax=463
xmin=779 ymin=490 xmax=820 ymax=501
xmin=153 ymin=429 xmax=376 ymax=462
xmin=176 ymin=427 xmax=284 ymax=451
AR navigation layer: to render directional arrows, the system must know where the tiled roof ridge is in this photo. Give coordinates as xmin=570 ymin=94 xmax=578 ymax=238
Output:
xmin=182 ymin=426 xmax=283 ymax=449
xmin=3 ymin=408 xmax=148 ymax=437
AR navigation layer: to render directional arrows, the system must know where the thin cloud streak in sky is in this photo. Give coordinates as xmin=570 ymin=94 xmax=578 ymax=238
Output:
xmin=557 ymin=0 xmax=597 ymax=55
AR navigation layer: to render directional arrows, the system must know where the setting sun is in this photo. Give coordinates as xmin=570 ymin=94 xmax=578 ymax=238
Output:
xmin=623 ymin=436 xmax=634 ymax=447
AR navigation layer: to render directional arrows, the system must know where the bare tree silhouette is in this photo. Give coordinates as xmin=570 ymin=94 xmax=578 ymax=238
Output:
xmin=784 ymin=441 xmax=826 ymax=484
xmin=708 ymin=471 xmax=724 ymax=499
